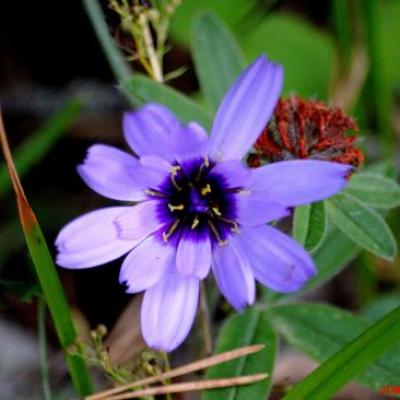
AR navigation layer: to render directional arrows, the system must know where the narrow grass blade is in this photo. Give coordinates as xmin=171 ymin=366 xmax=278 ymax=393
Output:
xmin=38 ymin=296 xmax=51 ymax=400
xmin=0 ymin=99 xmax=80 ymax=197
xmin=282 ymin=306 xmax=400 ymax=400
xmin=0 ymin=112 xmax=93 ymax=396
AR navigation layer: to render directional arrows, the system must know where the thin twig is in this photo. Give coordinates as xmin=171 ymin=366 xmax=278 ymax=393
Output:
xmin=108 ymin=374 xmax=269 ymax=400
xmin=86 ymin=344 xmax=265 ymax=400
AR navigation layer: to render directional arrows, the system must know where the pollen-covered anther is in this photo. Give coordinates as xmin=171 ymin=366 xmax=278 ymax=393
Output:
xmin=162 ymin=219 xmax=180 ymax=242
xmin=191 ymin=216 xmax=200 ymax=230
xmin=200 ymin=183 xmax=212 ymax=196
xmin=170 ymin=166 xmax=182 ymax=191
xmin=168 ymin=203 xmax=184 ymax=212
xmin=196 ymin=157 xmax=210 ymax=181
xmin=211 ymin=206 xmax=222 ymax=216
xmin=145 ymin=189 xmax=167 ymax=198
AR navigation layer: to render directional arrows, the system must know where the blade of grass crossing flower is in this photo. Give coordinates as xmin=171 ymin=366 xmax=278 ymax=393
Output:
xmin=123 ymin=75 xmax=213 ymax=129
xmin=191 ymin=12 xmax=246 ymax=112
xmin=203 ymin=308 xmax=276 ymax=400
xmin=281 ymin=305 xmax=400 ymax=400
xmin=0 ymin=99 xmax=80 ymax=197
xmin=293 ymin=201 xmax=327 ymax=253
xmin=269 ymin=303 xmax=400 ymax=391
xmin=82 ymin=0 xmax=132 ymax=83
xmin=326 ymin=192 xmax=397 ymax=260
xmin=0 ymin=112 xmax=93 ymax=396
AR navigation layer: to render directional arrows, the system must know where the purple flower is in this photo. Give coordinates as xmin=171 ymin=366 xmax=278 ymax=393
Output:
xmin=56 ymin=55 xmax=351 ymax=351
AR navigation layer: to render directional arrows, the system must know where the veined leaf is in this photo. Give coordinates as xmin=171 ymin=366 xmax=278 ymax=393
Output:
xmin=293 ymin=201 xmax=327 ymax=253
xmin=203 ymin=308 xmax=276 ymax=400
xmin=326 ymin=192 xmax=396 ymax=260
xmin=273 ymin=304 xmax=400 ymax=399
xmin=191 ymin=13 xmax=246 ymax=112
xmin=123 ymin=75 xmax=212 ymax=130
xmin=346 ymin=172 xmax=400 ymax=209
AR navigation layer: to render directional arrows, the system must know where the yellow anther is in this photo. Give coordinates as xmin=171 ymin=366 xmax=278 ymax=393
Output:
xmin=201 ymin=183 xmax=212 ymax=196
xmin=191 ymin=216 xmax=200 ymax=230
xmin=170 ymin=165 xmax=181 ymax=175
xmin=168 ymin=203 xmax=184 ymax=212
xmin=196 ymin=157 xmax=210 ymax=181
xmin=212 ymin=206 xmax=222 ymax=217
xmin=162 ymin=219 xmax=180 ymax=242
xmin=145 ymin=189 xmax=167 ymax=198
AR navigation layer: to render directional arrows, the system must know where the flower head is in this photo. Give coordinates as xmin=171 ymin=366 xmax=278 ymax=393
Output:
xmin=247 ymin=96 xmax=364 ymax=168
xmin=56 ymin=56 xmax=351 ymax=351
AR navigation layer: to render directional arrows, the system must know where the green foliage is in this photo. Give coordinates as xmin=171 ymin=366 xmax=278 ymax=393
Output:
xmin=273 ymin=304 xmax=400 ymax=399
xmin=123 ymin=75 xmax=212 ymax=129
xmin=293 ymin=202 xmax=327 ymax=253
xmin=0 ymin=100 xmax=81 ymax=197
xmin=241 ymin=13 xmax=335 ymax=98
xmin=362 ymin=293 xmax=400 ymax=322
xmin=204 ymin=308 xmax=276 ymax=400
xmin=191 ymin=13 xmax=246 ymax=112
xmin=346 ymin=172 xmax=400 ymax=209
xmin=326 ymin=192 xmax=397 ymax=260
xmin=170 ymin=0 xmax=257 ymax=47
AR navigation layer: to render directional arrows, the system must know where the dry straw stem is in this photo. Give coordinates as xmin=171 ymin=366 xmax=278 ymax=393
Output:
xmin=87 ymin=344 xmax=265 ymax=400
xmin=108 ymin=374 xmax=269 ymax=400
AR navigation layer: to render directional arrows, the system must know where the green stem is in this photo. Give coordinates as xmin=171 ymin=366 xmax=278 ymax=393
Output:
xmin=362 ymin=0 xmax=394 ymax=156
xmin=331 ymin=0 xmax=352 ymax=73
xmin=82 ymin=0 xmax=132 ymax=84
xmin=38 ymin=297 xmax=51 ymax=400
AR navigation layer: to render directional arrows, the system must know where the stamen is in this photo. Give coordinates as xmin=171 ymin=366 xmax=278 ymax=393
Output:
xmin=170 ymin=166 xmax=182 ymax=191
xmin=216 ymin=215 xmax=240 ymax=233
xmin=196 ymin=157 xmax=210 ymax=181
xmin=208 ymin=220 xmax=228 ymax=246
xmin=191 ymin=216 xmax=200 ymax=230
xmin=162 ymin=219 xmax=180 ymax=242
xmin=168 ymin=203 xmax=185 ymax=212
xmin=201 ymin=183 xmax=212 ymax=196
xmin=145 ymin=189 xmax=168 ymax=198
xmin=212 ymin=206 xmax=222 ymax=216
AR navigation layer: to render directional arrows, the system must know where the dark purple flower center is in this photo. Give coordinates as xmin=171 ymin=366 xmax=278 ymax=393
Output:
xmin=148 ymin=158 xmax=239 ymax=246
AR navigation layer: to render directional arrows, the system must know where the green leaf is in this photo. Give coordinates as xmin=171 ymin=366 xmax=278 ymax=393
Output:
xmin=361 ymin=293 xmax=400 ymax=322
xmin=272 ymin=304 xmax=400 ymax=399
xmin=0 ymin=100 xmax=81 ymax=197
xmin=191 ymin=13 xmax=246 ymax=112
xmin=293 ymin=201 xmax=327 ymax=252
xmin=204 ymin=308 xmax=276 ymax=400
xmin=123 ymin=75 xmax=212 ymax=130
xmin=241 ymin=13 xmax=334 ymax=98
xmin=326 ymin=192 xmax=397 ymax=260
xmin=346 ymin=172 xmax=400 ymax=209
xmin=170 ymin=0 xmax=258 ymax=47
